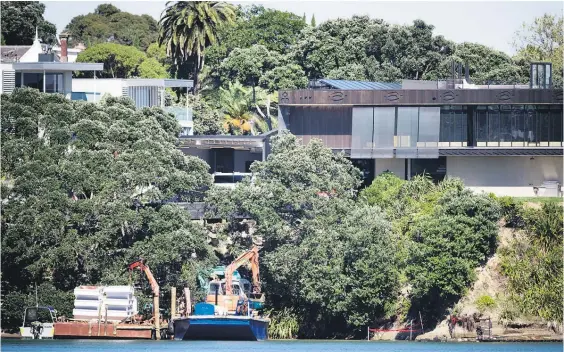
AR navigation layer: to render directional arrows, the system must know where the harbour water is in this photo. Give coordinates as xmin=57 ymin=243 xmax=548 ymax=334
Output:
xmin=2 ymin=340 xmax=563 ymax=352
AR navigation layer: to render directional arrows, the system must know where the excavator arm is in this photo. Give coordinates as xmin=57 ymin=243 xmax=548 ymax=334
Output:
xmin=225 ymin=246 xmax=261 ymax=295
xmin=128 ymin=259 xmax=160 ymax=297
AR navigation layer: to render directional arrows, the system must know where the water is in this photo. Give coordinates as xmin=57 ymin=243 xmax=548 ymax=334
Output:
xmin=2 ymin=340 xmax=562 ymax=352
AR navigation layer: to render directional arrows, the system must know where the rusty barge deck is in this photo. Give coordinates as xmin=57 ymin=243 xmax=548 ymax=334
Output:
xmin=54 ymin=321 xmax=155 ymax=339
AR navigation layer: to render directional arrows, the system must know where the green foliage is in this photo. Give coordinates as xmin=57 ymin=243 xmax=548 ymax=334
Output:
xmin=2 ymin=283 xmax=74 ymax=331
xmin=208 ymin=134 xmax=402 ymax=337
xmin=1 ymin=1 xmax=56 ymax=45
xmin=1 ymin=89 xmax=214 ymax=329
xmin=221 ymin=45 xmax=279 ymax=88
xmin=76 ymin=43 xmax=146 ymax=78
xmin=513 ymin=14 xmax=563 ymax=87
xmin=64 ymin=4 xmax=158 ymax=50
xmin=267 ymin=308 xmax=299 ymax=339
xmin=76 ymin=43 xmax=168 ymax=79
xmin=183 ymin=94 xmax=225 ymax=135
xmin=218 ymin=82 xmax=277 ymax=135
xmin=214 ymin=5 xmax=306 ymax=55
xmin=159 ymin=1 xmax=236 ymax=93
xmin=500 ymin=203 xmax=563 ymax=323
xmin=494 ymin=196 xmax=524 ymax=227
xmin=138 ymin=57 xmax=169 ymax=79
xmin=360 ymin=171 xmax=404 ymax=208
xmin=475 ymin=295 xmax=496 ymax=313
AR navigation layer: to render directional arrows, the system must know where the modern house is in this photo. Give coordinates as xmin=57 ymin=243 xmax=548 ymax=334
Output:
xmin=1 ymin=31 xmax=102 ymax=96
xmin=179 ymin=131 xmax=276 ymax=187
xmin=71 ymin=78 xmax=194 ymax=136
xmin=1 ymin=31 xmax=195 ymax=136
xmin=277 ymin=63 xmax=563 ymax=197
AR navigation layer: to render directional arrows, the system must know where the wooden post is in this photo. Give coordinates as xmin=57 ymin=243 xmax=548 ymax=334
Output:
xmin=154 ymin=294 xmax=160 ymax=340
xmin=410 ymin=319 xmax=413 ymax=341
xmin=419 ymin=311 xmax=424 ymax=334
xmin=171 ymin=287 xmax=176 ymax=319
xmin=367 ymin=326 xmax=369 ymax=341
xmin=184 ymin=287 xmax=191 ymax=315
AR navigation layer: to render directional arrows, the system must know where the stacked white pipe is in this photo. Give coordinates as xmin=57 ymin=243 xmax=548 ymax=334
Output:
xmin=103 ymin=286 xmax=137 ymax=321
xmin=72 ymin=285 xmax=138 ymax=322
xmin=72 ymin=286 xmax=104 ymax=321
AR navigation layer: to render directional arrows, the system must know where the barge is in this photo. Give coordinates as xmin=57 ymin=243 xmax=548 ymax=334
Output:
xmin=173 ymin=315 xmax=269 ymax=341
xmin=53 ymin=321 xmax=154 ymax=339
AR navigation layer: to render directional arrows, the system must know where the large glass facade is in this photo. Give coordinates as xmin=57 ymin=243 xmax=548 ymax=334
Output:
xmin=439 ymin=106 xmax=467 ymax=146
xmin=474 ymin=105 xmax=562 ymax=147
xmin=16 ymin=72 xmax=64 ymax=93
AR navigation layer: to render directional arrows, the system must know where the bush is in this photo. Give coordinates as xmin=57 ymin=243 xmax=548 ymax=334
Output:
xmin=500 ymin=202 xmax=563 ymax=323
xmin=360 ymin=171 xmax=404 ymax=208
xmin=496 ymin=196 xmax=524 ymax=228
xmin=267 ymin=308 xmax=299 ymax=339
xmin=475 ymin=295 xmax=496 ymax=313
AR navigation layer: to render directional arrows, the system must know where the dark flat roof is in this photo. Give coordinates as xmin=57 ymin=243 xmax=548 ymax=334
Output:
xmin=319 ymin=79 xmax=401 ymax=90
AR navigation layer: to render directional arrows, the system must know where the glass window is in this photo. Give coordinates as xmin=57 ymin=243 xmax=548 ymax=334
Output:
xmin=550 ymin=105 xmax=563 ymax=143
xmin=511 ymin=105 xmax=525 ymax=144
xmin=532 ymin=64 xmax=538 ymax=88
xmin=546 ymin=64 xmax=552 ymax=87
xmin=488 ymin=106 xmax=500 ymax=145
xmin=474 ymin=106 xmax=488 ymax=143
xmin=372 ymin=107 xmax=395 ymax=158
xmin=538 ymin=65 xmax=545 ymax=88
xmin=15 ymin=72 xmax=21 ymax=87
xmin=397 ymin=107 xmax=419 ymax=148
xmin=22 ymin=73 xmax=43 ymax=91
xmin=410 ymin=157 xmax=447 ymax=183
xmin=499 ymin=106 xmax=512 ymax=143
xmin=45 ymin=73 xmax=63 ymax=93
xmin=538 ymin=105 xmax=551 ymax=142
xmin=351 ymin=107 xmax=375 ymax=158
xmin=439 ymin=106 xmax=452 ymax=142
xmin=524 ymin=105 xmax=536 ymax=143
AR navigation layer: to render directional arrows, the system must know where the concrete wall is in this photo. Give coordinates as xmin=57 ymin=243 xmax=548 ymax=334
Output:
xmin=180 ymin=148 xmax=212 ymax=167
xmin=447 ymin=156 xmax=563 ymax=197
xmin=72 ymin=79 xmax=124 ymax=100
xmin=63 ymin=72 xmax=73 ymax=98
xmin=375 ymin=158 xmax=406 ymax=180
xmin=234 ymin=150 xmax=262 ymax=172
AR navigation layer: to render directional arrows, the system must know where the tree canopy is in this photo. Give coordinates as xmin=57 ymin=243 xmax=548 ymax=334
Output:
xmin=159 ymin=1 xmax=236 ymax=93
xmin=513 ymin=14 xmax=563 ymax=87
xmin=64 ymin=3 xmax=158 ymax=50
xmin=76 ymin=43 xmax=168 ymax=79
xmin=1 ymin=89 xmax=215 ymax=328
xmin=0 ymin=1 xmax=57 ymax=45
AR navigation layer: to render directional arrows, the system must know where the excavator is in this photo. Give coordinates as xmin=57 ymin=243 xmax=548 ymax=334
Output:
xmin=204 ymin=246 xmax=264 ymax=314
xmin=128 ymin=259 xmax=161 ymax=339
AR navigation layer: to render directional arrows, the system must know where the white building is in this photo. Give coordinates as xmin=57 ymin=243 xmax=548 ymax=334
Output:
xmin=1 ymin=30 xmax=102 ymax=97
xmin=71 ymin=78 xmax=194 ymax=136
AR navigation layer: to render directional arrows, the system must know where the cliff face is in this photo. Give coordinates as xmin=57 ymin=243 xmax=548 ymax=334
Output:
xmin=416 ymin=221 xmax=562 ymax=342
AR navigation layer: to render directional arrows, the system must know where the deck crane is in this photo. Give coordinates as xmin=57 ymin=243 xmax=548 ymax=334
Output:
xmin=128 ymin=259 xmax=161 ymax=339
xmin=225 ymin=246 xmax=261 ymax=295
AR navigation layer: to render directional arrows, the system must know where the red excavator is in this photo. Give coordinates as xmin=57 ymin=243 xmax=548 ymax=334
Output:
xmin=128 ymin=259 xmax=161 ymax=338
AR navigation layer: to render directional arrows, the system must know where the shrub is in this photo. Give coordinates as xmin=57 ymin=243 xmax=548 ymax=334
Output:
xmin=496 ymin=196 xmax=524 ymax=228
xmin=267 ymin=308 xmax=299 ymax=339
xmin=475 ymin=295 xmax=496 ymax=313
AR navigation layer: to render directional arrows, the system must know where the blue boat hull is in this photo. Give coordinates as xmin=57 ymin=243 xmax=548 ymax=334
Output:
xmin=173 ymin=316 xmax=269 ymax=341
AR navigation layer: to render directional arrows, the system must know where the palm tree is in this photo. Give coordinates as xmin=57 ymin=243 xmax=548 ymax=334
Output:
xmin=158 ymin=1 xmax=236 ymax=94
xmin=219 ymin=82 xmax=277 ymax=135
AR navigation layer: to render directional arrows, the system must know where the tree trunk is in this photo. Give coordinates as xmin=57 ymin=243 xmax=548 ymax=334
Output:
xmin=193 ymin=61 xmax=199 ymax=95
xmin=252 ymin=81 xmax=256 ymax=106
